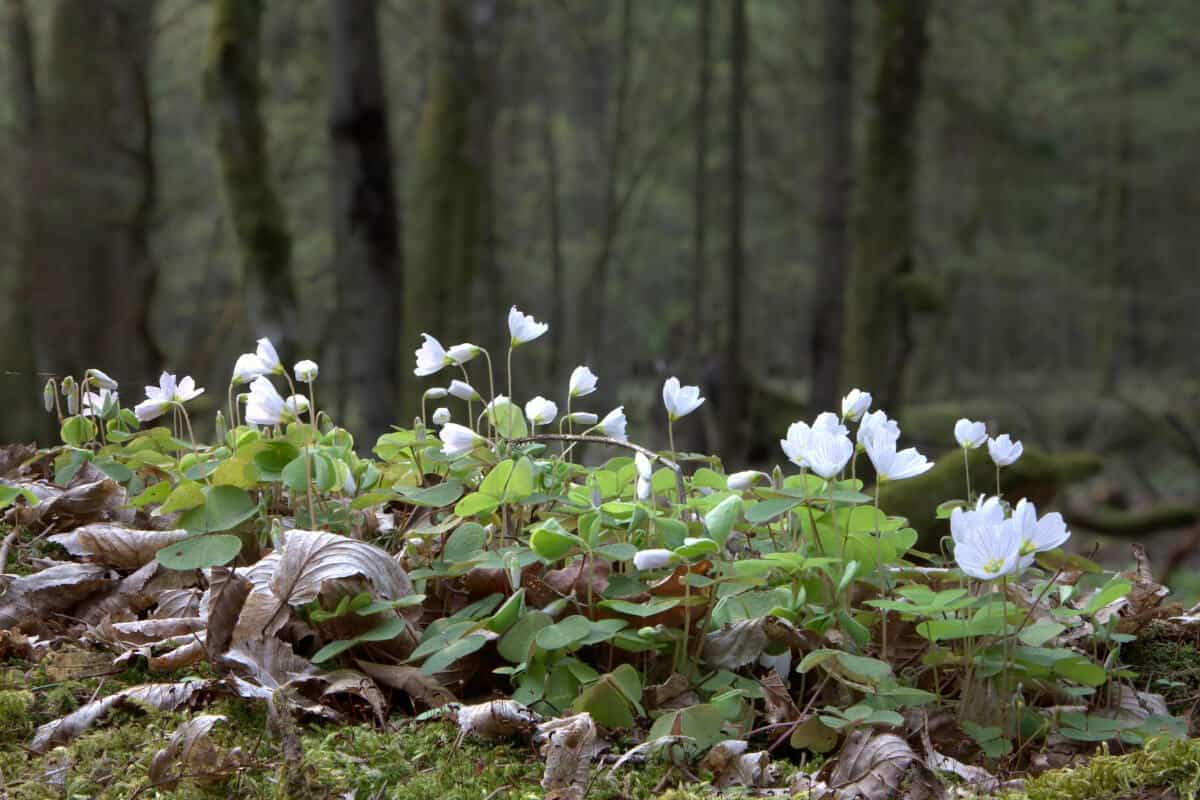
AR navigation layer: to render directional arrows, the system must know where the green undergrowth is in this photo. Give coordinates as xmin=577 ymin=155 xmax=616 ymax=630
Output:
xmin=1024 ymin=737 xmax=1200 ymax=800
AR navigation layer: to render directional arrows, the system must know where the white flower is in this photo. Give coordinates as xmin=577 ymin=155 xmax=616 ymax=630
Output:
xmin=804 ymin=431 xmax=855 ymax=480
xmin=727 ymin=470 xmax=767 ymax=491
xmin=448 ymin=380 xmax=480 ymax=402
xmin=813 ymin=411 xmax=849 ymax=437
xmin=633 ymin=549 xmax=676 ymax=571
xmin=781 ymin=421 xmax=815 ymax=468
xmin=662 ymin=377 xmax=705 ymax=421
xmin=865 ymin=437 xmax=933 ymax=482
xmin=232 ymin=353 xmax=268 ymax=384
xmin=254 ymin=338 xmax=283 ymax=374
xmin=525 ymin=396 xmax=558 ymax=426
xmin=597 ymin=407 xmax=627 ymax=440
xmin=294 ymin=360 xmax=319 ymax=382
xmin=42 ymin=380 xmax=55 ymax=413
xmin=857 ymin=410 xmax=900 ymax=450
xmin=841 ymin=389 xmax=872 ymax=422
xmin=439 ymin=423 xmax=482 ymax=458
xmin=635 ymin=451 xmax=654 ymax=480
xmin=244 ymin=377 xmax=307 ymax=426
xmin=569 ymin=366 xmax=598 ymax=398
xmin=1012 ymin=498 xmax=1070 ymax=566
xmin=446 ymin=343 xmax=481 ymax=365
xmin=424 ymin=387 xmax=449 ymax=400
xmin=950 ymin=495 xmax=1005 ymax=544
xmin=81 ymin=389 xmax=118 ymax=418
xmin=636 ymin=476 xmax=651 ymax=501
xmin=134 ymin=372 xmax=204 ymax=422
xmin=86 ymin=369 xmax=118 ymax=391
xmin=954 ymin=519 xmax=1022 ymax=581
xmin=564 ymin=412 xmax=598 ymax=426
xmin=954 ymin=418 xmax=987 ymax=449
xmin=432 ymin=407 xmax=452 ymax=426
xmin=508 ymin=306 xmax=549 ymax=346
xmin=414 ymin=333 xmax=449 ymax=377
xmin=988 ymin=434 xmax=1023 ymax=467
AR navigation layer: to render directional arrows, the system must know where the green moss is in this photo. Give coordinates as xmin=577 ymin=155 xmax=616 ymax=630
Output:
xmin=1025 ymin=738 xmax=1200 ymax=800
xmin=1124 ymin=625 xmax=1200 ymax=715
xmin=0 ymin=690 xmax=34 ymax=737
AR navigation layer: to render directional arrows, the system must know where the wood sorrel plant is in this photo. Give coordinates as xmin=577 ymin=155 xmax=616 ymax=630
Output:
xmin=27 ymin=309 xmax=1183 ymax=766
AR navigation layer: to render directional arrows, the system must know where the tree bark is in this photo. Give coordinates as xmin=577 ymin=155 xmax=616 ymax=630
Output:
xmin=720 ymin=0 xmax=747 ymax=460
xmin=27 ymin=0 xmax=160 ymax=396
xmin=840 ymin=0 xmax=930 ymax=413
xmin=690 ymin=0 xmax=711 ymax=360
xmin=809 ymin=0 xmax=854 ymax=413
xmin=326 ymin=0 xmax=401 ymax=441
xmin=206 ymin=0 xmax=297 ymax=350
xmin=402 ymin=0 xmax=502 ymax=417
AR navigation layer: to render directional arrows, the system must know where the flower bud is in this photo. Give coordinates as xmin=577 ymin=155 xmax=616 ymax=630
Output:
xmin=432 ymin=407 xmax=451 ymax=426
xmin=43 ymin=380 xmax=56 ymax=413
xmin=215 ymin=411 xmax=228 ymax=442
xmin=293 ymin=360 xmax=319 ymax=382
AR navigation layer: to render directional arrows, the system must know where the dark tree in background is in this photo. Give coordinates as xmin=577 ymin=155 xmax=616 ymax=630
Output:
xmin=841 ymin=0 xmax=930 ymax=413
xmin=809 ymin=0 xmax=855 ymax=413
xmin=720 ymin=0 xmax=747 ymax=460
xmin=326 ymin=0 xmax=401 ymax=440
xmin=206 ymin=0 xmax=297 ymax=351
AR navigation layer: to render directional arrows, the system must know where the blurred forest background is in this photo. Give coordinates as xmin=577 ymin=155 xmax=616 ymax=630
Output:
xmin=1 ymin=0 xmax=1199 ymax=576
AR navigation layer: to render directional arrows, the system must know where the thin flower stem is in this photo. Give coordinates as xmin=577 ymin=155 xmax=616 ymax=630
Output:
xmin=874 ymin=480 xmax=888 ymax=660
xmin=227 ymin=381 xmax=236 ymax=436
xmin=506 ymin=345 xmax=515 ymax=439
xmin=458 ymin=364 xmax=474 ymax=432
xmin=481 ymin=347 xmax=498 ymax=439
xmin=996 ymin=464 xmax=1001 ymax=498
xmin=283 ymin=372 xmax=318 ymax=529
xmin=420 ymin=393 xmax=429 ymax=428
xmin=963 ymin=447 xmax=972 ymax=500
xmin=667 ymin=418 xmax=676 ymax=464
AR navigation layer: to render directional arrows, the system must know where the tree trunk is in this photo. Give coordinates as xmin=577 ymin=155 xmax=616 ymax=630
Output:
xmin=689 ymin=0 xmax=711 ymax=361
xmin=840 ymin=0 xmax=930 ymax=413
xmin=809 ymin=0 xmax=855 ymax=412
xmin=537 ymin=13 xmax=566 ymax=388
xmin=326 ymin=0 xmax=401 ymax=441
xmin=720 ymin=0 xmax=747 ymax=460
xmin=27 ymin=0 xmax=160 ymax=395
xmin=402 ymin=0 xmax=501 ymax=417
xmin=206 ymin=0 xmax=297 ymax=350
xmin=1 ymin=0 xmax=42 ymax=442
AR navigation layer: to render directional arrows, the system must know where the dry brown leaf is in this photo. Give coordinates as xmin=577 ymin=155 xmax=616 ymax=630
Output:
xmin=0 ymin=444 xmax=36 ymax=479
xmin=318 ymin=669 xmax=387 ymax=724
xmin=919 ymin=725 xmax=996 ymax=792
xmin=108 ymin=616 xmax=206 ymax=645
xmin=78 ymin=560 xmax=161 ymax=625
xmin=0 ymin=562 xmax=112 ymax=632
xmin=701 ymin=616 xmax=808 ymax=670
xmin=645 ymin=673 xmax=700 ymax=712
xmin=43 ymin=647 xmax=122 ymax=682
xmin=822 ymin=730 xmax=917 ymax=800
xmin=49 ymin=525 xmax=188 ymax=570
xmin=148 ymin=714 xmax=237 ymax=789
xmin=31 ymin=680 xmax=208 ymax=753
xmin=700 ymin=740 xmax=775 ymax=789
xmin=221 ymin=637 xmax=318 ymax=691
xmin=153 ymin=588 xmax=204 ymax=620
xmin=355 ymin=660 xmax=457 ymax=708
xmin=454 ymin=699 xmax=538 ymax=741
xmin=149 ymin=638 xmax=207 ymax=672
xmin=543 ymin=557 xmax=611 ymax=601
xmin=536 ymin=713 xmax=601 ymax=800
xmin=232 ymin=530 xmax=413 ymax=643
xmin=205 ymin=567 xmax=250 ymax=659
xmin=23 ymin=478 xmax=123 ymax=531
xmin=759 ymin=671 xmax=802 ymax=727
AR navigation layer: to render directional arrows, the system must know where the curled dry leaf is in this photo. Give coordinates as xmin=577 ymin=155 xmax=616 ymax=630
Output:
xmin=454 ymin=699 xmax=539 ymax=741
xmin=700 ymin=740 xmax=776 ymax=789
xmin=21 ymin=478 xmax=124 ymax=531
xmin=919 ymin=725 xmax=997 ymax=792
xmin=0 ymin=562 xmax=112 ymax=632
xmin=107 ymin=616 xmax=206 ymax=645
xmin=645 ymin=673 xmax=700 ymax=712
xmin=148 ymin=714 xmax=236 ymax=790
xmin=758 ymin=671 xmax=802 ymax=727
xmin=318 ymin=669 xmax=387 ymax=724
xmin=78 ymin=560 xmax=161 ymax=625
xmin=205 ymin=567 xmax=251 ymax=659
xmin=232 ymin=530 xmax=413 ymax=644
xmin=536 ymin=713 xmax=602 ymax=800
xmin=153 ymin=588 xmax=204 ymax=620
xmin=821 ymin=729 xmax=918 ymax=800
xmin=222 ymin=637 xmax=318 ymax=692
xmin=49 ymin=525 xmax=189 ymax=570
xmin=701 ymin=616 xmax=808 ymax=670
xmin=543 ymin=557 xmax=611 ymax=601
xmin=355 ymin=660 xmax=457 ymax=708
xmin=31 ymin=680 xmax=209 ymax=753
xmin=0 ymin=443 xmax=36 ymax=479
xmin=149 ymin=638 xmax=208 ymax=672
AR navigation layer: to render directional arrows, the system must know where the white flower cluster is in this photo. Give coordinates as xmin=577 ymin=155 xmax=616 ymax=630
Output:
xmin=951 ymin=496 xmax=1070 ymax=580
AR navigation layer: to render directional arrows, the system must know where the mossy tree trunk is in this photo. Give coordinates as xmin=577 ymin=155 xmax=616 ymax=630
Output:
xmin=402 ymin=0 xmax=501 ymax=416
xmin=809 ymin=0 xmax=855 ymax=413
xmin=26 ymin=0 xmax=161 ymax=399
xmin=326 ymin=0 xmax=400 ymax=441
xmin=841 ymin=0 xmax=930 ymax=413
xmin=206 ymin=0 xmax=296 ymax=350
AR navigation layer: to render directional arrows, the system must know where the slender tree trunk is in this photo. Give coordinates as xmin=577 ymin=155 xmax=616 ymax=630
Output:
xmin=28 ymin=0 xmax=160 ymax=393
xmin=326 ymin=0 xmax=401 ymax=441
xmin=402 ymin=0 xmax=502 ymax=417
xmin=1098 ymin=0 xmax=1131 ymax=391
xmin=720 ymin=0 xmax=747 ymax=460
xmin=2 ymin=0 xmax=42 ymax=442
xmin=841 ymin=0 xmax=930 ymax=413
xmin=810 ymin=0 xmax=854 ymax=412
xmin=690 ymin=0 xmax=711 ymax=361
xmin=537 ymin=16 xmax=566 ymax=387
xmin=206 ymin=0 xmax=297 ymax=350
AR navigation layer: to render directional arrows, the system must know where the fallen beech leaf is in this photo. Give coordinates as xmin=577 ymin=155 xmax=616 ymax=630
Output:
xmin=919 ymin=723 xmax=997 ymax=791
xmin=702 ymin=616 xmax=808 ymax=670
xmin=153 ymin=588 xmax=204 ymax=620
xmin=26 ymin=478 xmax=123 ymax=531
xmin=700 ymin=739 xmax=775 ymax=789
xmin=149 ymin=639 xmax=207 ymax=672
xmin=49 ymin=524 xmax=189 ymax=570
xmin=232 ymin=530 xmax=413 ymax=643
xmin=355 ymin=660 xmax=457 ymax=708
xmin=78 ymin=560 xmax=161 ymax=625
xmin=108 ymin=616 xmax=206 ymax=645
xmin=0 ymin=443 xmax=36 ymax=479
xmin=319 ymin=669 xmax=387 ymax=724
xmin=823 ymin=729 xmax=919 ymax=800
xmin=0 ymin=563 xmax=112 ymax=632
xmin=149 ymin=714 xmax=235 ymax=789
xmin=536 ymin=713 xmax=602 ymax=800
xmin=31 ymin=681 xmax=208 ymax=753
xmin=205 ymin=567 xmax=251 ymax=659
xmin=222 ymin=637 xmax=318 ymax=690
xmin=759 ymin=671 xmax=801 ymax=727
xmin=454 ymin=699 xmax=538 ymax=741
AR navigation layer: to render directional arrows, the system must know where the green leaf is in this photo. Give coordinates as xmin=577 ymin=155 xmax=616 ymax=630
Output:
xmin=178 ymin=485 xmax=258 ymax=534
xmin=157 ymin=481 xmax=206 ymax=515
xmin=647 ymin=704 xmax=725 ymax=752
xmin=443 ymin=523 xmax=488 ymax=563
xmin=93 ymin=459 xmax=132 ymax=484
xmin=487 ymin=398 xmax=528 ymax=439
xmin=673 ymin=538 xmax=719 ymax=560
xmin=156 ymin=533 xmax=242 ymax=571
xmin=312 ymin=616 xmax=410 ymax=663
xmin=535 ymin=615 xmax=593 ymax=651
xmin=254 ymin=441 xmax=300 ymax=477
xmin=397 ymin=480 xmax=464 ymax=508
xmin=572 ymin=676 xmax=634 ymax=729
xmin=503 ymin=457 xmax=536 ymax=502
xmin=0 ymin=485 xmax=38 ymax=510
xmin=498 ymin=611 xmax=552 ymax=663
xmin=1018 ymin=621 xmax=1066 ymax=647
xmin=478 ymin=459 xmax=515 ymax=499
xmin=60 ymin=416 xmax=96 ymax=447
xmin=529 ymin=520 xmax=582 ymax=561
xmin=598 ymin=597 xmax=682 ymax=618
xmin=421 ymin=634 xmax=489 ymax=675
xmin=486 ymin=589 xmax=525 ymax=634
xmin=703 ymin=495 xmax=742 ymax=546
xmin=454 ymin=492 xmax=499 ymax=518
xmin=745 ymin=498 xmax=801 ymax=524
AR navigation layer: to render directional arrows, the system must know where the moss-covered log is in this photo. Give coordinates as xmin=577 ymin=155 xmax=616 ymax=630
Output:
xmin=1063 ymin=503 xmax=1198 ymax=538
xmin=879 ymin=445 xmax=1102 ymax=551
xmin=205 ymin=0 xmax=296 ymax=347
xmin=840 ymin=0 xmax=931 ymax=412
